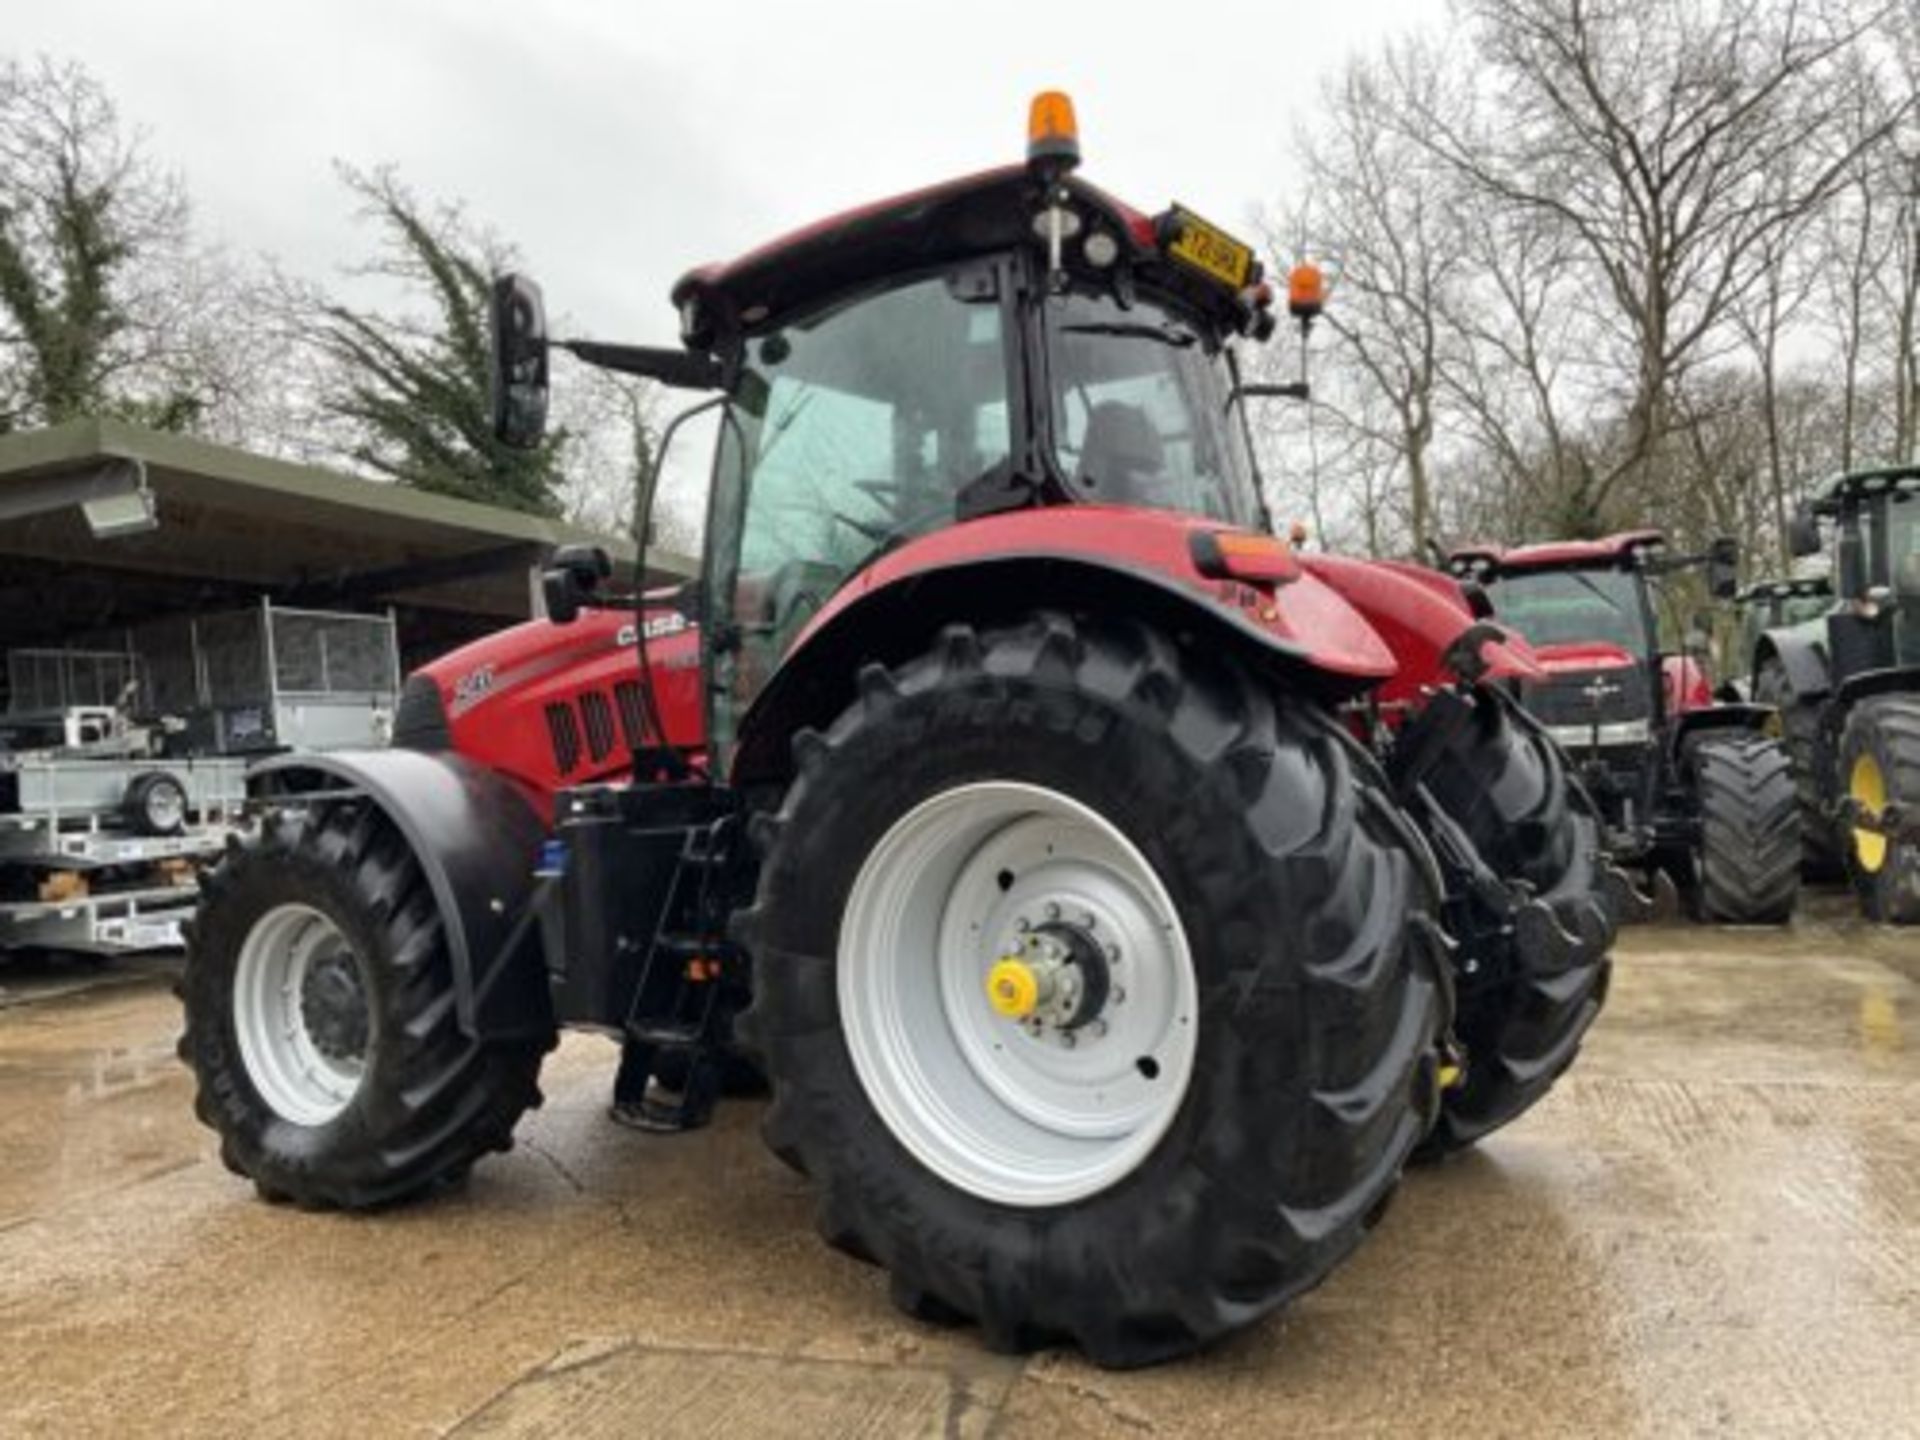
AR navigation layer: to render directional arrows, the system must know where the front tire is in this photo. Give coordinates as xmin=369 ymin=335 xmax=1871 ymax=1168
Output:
xmin=1755 ymin=661 xmax=1842 ymax=879
xmin=178 ymin=803 xmax=547 ymax=1207
xmin=737 ymin=614 xmax=1447 ymax=1368
xmin=1838 ymin=697 xmax=1920 ymax=924
xmin=1691 ymin=735 xmax=1800 ymax=924
xmin=1392 ymin=689 xmax=1614 ymax=1158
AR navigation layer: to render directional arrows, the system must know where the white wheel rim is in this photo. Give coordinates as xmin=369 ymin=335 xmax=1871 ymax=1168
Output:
xmin=838 ymin=781 xmax=1198 ymax=1207
xmin=232 ymin=903 xmax=369 ymax=1125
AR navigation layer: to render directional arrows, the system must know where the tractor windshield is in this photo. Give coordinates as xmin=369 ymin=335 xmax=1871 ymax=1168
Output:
xmin=1891 ymin=490 xmax=1919 ymax=665
xmin=1484 ymin=567 xmax=1648 ymax=653
xmin=1044 ymin=290 xmax=1261 ymax=527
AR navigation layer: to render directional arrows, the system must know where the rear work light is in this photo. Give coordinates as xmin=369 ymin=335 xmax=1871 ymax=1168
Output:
xmin=1190 ymin=530 xmax=1302 ymax=585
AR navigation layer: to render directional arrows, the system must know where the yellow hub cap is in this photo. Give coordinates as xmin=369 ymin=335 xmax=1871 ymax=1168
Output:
xmin=1852 ymin=752 xmax=1889 ymax=874
xmin=986 ymin=958 xmax=1040 ymax=1018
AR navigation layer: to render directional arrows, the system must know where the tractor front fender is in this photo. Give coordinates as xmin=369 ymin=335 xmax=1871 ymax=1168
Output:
xmin=1834 ymin=663 xmax=1920 ymax=710
xmin=1300 ymin=554 xmax=1543 ymax=704
xmin=248 ymin=749 xmax=553 ymax=1042
xmin=1670 ymin=704 xmax=1775 ymax=754
xmin=731 ymin=549 xmax=1388 ymax=787
xmin=1756 ymin=625 xmax=1831 ymax=701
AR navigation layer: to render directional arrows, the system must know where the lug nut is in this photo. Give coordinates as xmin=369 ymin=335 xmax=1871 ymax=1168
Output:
xmin=1087 ymin=1019 xmax=1108 ymax=1039
xmin=1106 ymin=943 xmax=1121 ymax=963
xmin=1111 ymin=986 xmax=1126 ymax=1005
xmin=1059 ymin=1031 xmax=1077 ymax=1049
xmin=1045 ymin=902 xmax=1061 ymax=920
xmin=1081 ymin=911 xmax=1097 ymax=929
xmin=1015 ymin=916 xmax=1031 ymax=933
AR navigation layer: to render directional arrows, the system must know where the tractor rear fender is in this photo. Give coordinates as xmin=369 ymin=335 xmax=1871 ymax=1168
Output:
xmin=731 ymin=544 xmax=1390 ymax=787
xmin=1755 ymin=625 xmax=1831 ymax=701
xmin=248 ymin=749 xmax=554 ymax=1043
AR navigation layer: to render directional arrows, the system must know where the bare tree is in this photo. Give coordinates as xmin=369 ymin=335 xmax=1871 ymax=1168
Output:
xmin=1399 ymin=0 xmax=1911 ymax=531
xmin=0 ymin=56 xmax=251 ymax=433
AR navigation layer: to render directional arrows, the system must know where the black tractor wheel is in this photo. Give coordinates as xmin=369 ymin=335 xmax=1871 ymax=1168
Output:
xmin=736 ymin=613 xmax=1447 ymax=1369
xmin=1391 ymin=689 xmax=1614 ymax=1158
xmin=178 ymin=802 xmax=548 ymax=1208
xmin=1755 ymin=660 xmax=1843 ymax=879
xmin=124 ymin=771 xmax=189 ymax=837
xmin=1838 ymin=696 xmax=1920 ymax=924
xmin=1690 ymin=735 xmax=1800 ymax=924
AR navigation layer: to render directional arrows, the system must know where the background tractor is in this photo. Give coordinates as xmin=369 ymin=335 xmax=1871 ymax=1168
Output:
xmin=1719 ymin=577 xmax=1831 ymax=703
xmin=1751 ymin=467 xmax=1920 ymax=920
xmin=1450 ymin=533 xmax=1800 ymax=924
xmin=177 ymin=96 xmax=1616 ymax=1368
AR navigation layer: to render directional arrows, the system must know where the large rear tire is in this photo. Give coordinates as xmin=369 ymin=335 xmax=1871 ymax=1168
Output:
xmin=1755 ymin=660 xmax=1843 ymax=879
xmin=1690 ymin=735 xmax=1800 ymax=924
xmin=736 ymin=613 xmax=1447 ymax=1368
xmin=1392 ymin=689 xmax=1614 ymax=1158
xmin=178 ymin=803 xmax=547 ymax=1208
xmin=1838 ymin=696 xmax=1920 ymax=924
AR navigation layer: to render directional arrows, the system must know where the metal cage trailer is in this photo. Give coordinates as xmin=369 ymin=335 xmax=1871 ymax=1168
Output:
xmin=0 ymin=749 xmax=247 ymax=954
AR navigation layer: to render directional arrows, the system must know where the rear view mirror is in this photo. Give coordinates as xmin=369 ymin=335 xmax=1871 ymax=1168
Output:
xmin=1787 ymin=506 xmax=1822 ymax=559
xmin=1707 ymin=536 xmax=1739 ymax=599
xmin=540 ymin=544 xmax=611 ymax=625
xmin=490 ymin=273 xmax=550 ymax=449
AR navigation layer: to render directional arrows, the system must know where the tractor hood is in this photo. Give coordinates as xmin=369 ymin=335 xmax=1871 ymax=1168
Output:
xmin=1531 ymin=641 xmax=1640 ymax=674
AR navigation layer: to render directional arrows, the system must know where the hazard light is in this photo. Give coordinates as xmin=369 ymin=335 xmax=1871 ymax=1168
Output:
xmin=1190 ymin=530 xmax=1302 ymax=585
xmin=1027 ymin=91 xmax=1080 ymax=173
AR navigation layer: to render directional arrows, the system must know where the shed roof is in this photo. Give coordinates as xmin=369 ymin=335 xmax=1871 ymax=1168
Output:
xmin=0 ymin=418 xmax=696 ymax=649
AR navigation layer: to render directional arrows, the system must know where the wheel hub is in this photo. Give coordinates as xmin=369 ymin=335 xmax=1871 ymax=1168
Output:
xmin=987 ymin=922 xmax=1113 ymax=1040
xmin=300 ymin=952 xmax=369 ymax=1063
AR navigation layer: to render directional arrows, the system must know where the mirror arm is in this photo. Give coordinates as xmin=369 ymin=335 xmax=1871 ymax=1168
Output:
xmin=1233 ymin=382 xmax=1312 ymax=402
xmin=555 ymin=339 xmax=724 ymax=391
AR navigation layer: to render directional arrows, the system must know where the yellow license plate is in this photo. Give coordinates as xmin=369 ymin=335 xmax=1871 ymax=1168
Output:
xmin=1166 ymin=207 xmax=1254 ymax=290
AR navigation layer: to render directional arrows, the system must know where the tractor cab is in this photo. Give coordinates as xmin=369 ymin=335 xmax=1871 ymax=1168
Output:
xmin=1783 ymin=467 xmax=1920 ymax=681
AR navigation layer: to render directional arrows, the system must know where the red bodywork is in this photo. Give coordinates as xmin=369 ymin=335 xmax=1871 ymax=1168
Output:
xmin=409 ymin=606 xmax=704 ymax=822
xmin=404 ymin=512 xmax=1539 ymax=819
xmin=1452 ymin=530 xmax=1666 ymax=573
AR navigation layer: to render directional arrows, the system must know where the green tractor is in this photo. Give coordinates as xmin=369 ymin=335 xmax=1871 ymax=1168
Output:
xmin=1720 ymin=578 xmax=1832 ymax=703
xmin=1751 ymin=466 xmax=1920 ymax=919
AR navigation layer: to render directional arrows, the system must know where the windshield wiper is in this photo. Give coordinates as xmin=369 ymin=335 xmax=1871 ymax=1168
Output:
xmin=1060 ymin=322 xmax=1197 ymax=348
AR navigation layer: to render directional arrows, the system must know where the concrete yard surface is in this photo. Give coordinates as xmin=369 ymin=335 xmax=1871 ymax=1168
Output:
xmin=0 ymin=900 xmax=1914 ymax=1437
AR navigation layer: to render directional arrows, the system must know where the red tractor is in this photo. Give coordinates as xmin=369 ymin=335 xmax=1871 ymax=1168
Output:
xmin=179 ymin=96 xmax=1616 ymax=1368
xmin=1449 ymin=532 xmax=1800 ymax=924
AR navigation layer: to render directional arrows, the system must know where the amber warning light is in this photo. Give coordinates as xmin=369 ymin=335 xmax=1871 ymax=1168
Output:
xmin=1288 ymin=262 xmax=1326 ymax=322
xmin=1027 ymin=91 xmax=1081 ymax=172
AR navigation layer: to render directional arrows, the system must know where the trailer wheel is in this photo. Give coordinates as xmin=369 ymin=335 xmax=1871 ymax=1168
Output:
xmin=1690 ymin=735 xmax=1800 ymax=924
xmin=736 ymin=613 xmax=1446 ymax=1368
xmin=1755 ymin=660 xmax=1843 ymax=879
xmin=124 ymin=771 xmax=189 ymax=837
xmin=1394 ymin=689 xmax=1614 ymax=1158
xmin=1839 ymin=696 xmax=1920 ymax=924
xmin=178 ymin=803 xmax=547 ymax=1207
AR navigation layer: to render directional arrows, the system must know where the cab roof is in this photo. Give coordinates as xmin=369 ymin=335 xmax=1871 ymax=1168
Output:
xmin=669 ymin=166 xmax=1249 ymax=345
xmin=1811 ymin=464 xmax=1920 ymax=512
xmin=1449 ymin=530 xmax=1666 ymax=577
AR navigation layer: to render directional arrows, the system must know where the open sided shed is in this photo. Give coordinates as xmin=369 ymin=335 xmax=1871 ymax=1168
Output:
xmin=0 ymin=418 xmax=696 ymax=685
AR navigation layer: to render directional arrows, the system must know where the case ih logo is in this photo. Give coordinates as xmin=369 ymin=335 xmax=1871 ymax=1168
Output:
xmin=1580 ymin=677 xmax=1622 ymax=706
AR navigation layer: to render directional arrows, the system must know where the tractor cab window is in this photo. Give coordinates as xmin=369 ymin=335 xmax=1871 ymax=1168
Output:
xmin=1890 ymin=489 xmax=1920 ymax=665
xmin=1044 ymin=290 xmax=1260 ymax=527
xmin=1484 ymin=568 xmax=1649 ymax=653
xmin=705 ymin=272 xmax=1012 ymax=750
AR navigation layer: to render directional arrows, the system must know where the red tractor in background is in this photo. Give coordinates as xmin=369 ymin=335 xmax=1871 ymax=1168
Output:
xmin=178 ymin=96 xmax=1616 ymax=1368
xmin=1450 ymin=532 xmax=1800 ymax=924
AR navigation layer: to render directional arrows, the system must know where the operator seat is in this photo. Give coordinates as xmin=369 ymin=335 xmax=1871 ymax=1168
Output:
xmin=1076 ymin=401 xmax=1166 ymax=501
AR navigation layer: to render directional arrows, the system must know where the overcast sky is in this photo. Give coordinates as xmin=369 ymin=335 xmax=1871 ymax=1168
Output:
xmin=12 ymin=0 xmax=1446 ymax=348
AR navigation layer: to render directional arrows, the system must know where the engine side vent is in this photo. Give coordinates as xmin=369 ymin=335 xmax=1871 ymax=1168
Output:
xmin=545 ymin=702 xmax=583 ymax=775
xmin=581 ymin=690 xmax=618 ymax=764
xmin=614 ymin=680 xmax=648 ymax=748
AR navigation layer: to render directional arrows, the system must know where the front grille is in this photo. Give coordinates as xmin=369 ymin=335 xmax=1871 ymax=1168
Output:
xmin=1521 ymin=666 xmax=1651 ymax=729
xmin=614 ymin=680 xmax=647 ymax=748
xmin=391 ymin=675 xmax=451 ymax=751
